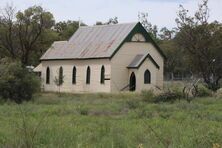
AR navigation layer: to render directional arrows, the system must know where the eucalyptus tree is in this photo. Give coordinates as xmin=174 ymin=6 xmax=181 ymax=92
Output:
xmin=0 ymin=5 xmax=55 ymax=65
xmin=175 ymin=0 xmax=222 ymax=90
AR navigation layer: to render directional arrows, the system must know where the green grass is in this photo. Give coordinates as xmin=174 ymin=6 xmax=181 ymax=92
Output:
xmin=0 ymin=92 xmax=222 ymax=148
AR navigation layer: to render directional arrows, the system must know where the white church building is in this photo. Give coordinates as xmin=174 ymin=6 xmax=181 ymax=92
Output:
xmin=35 ymin=22 xmax=166 ymax=93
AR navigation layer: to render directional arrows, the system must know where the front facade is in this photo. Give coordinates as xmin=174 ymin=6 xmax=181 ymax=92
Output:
xmin=38 ymin=22 xmax=165 ymax=93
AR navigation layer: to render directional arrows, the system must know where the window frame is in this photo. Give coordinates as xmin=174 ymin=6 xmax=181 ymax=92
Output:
xmin=46 ymin=67 xmax=50 ymax=84
xmin=86 ymin=66 xmax=91 ymax=84
xmin=72 ymin=66 xmax=76 ymax=84
xmin=144 ymin=69 xmax=151 ymax=84
xmin=59 ymin=66 xmax=63 ymax=85
xmin=100 ymin=65 xmax=105 ymax=84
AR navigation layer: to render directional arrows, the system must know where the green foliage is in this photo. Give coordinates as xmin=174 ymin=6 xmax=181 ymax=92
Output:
xmin=0 ymin=93 xmax=222 ymax=147
xmin=0 ymin=5 xmax=56 ymax=65
xmin=0 ymin=58 xmax=40 ymax=103
xmin=175 ymin=0 xmax=222 ymax=90
xmin=126 ymin=99 xmax=140 ymax=109
xmin=151 ymin=82 xmax=184 ymax=103
xmin=30 ymin=29 xmax=59 ymax=66
xmin=76 ymin=105 xmax=89 ymax=115
xmin=154 ymin=92 xmax=181 ymax=103
xmin=159 ymin=39 xmax=189 ymax=80
xmin=141 ymin=90 xmax=155 ymax=102
xmin=95 ymin=17 xmax=118 ymax=25
xmin=54 ymin=20 xmax=81 ymax=40
xmin=197 ymin=84 xmax=213 ymax=97
xmin=12 ymin=106 xmax=47 ymax=148
xmin=138 ymin=12 xmax=159 ymax=41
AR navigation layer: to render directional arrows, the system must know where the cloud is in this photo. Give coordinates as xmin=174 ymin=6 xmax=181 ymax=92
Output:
xmin=0 ymin=0 xmax=221 ymax=29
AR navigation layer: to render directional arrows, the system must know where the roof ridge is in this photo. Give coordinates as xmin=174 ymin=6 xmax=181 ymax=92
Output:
xmin=79 ymin=22 xmax=138 ymax=28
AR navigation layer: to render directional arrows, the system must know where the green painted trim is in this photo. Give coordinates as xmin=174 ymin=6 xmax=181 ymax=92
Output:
xmin=40 ymin=57 xmax=110 ymax=62
xmin=110 ymin=22 xmax=166 ymax=60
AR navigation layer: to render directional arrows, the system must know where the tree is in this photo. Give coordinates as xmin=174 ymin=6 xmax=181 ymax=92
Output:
xmin=95 ymin=21 xmax=103 ymax=26
xmin=0 ymin=58 xmax=40 ymax=103
xmin=95 ymin=17 xmax=118 ymax=25
xmin=0 ymin=4 xmax=55 ymax=65
xmin=106 ymin=17 xmax=118 ymax=25
xmin=54 ymin=20 xmax=84 ymax=40
xmin=54 ymin=67 xmax=64 ymax=94
xmin=175 ymin=0 xmax=222 ymax=90
xmin=159 ymin=27 xmax=176 ymax=40
xmin=138 ymin=12 xmax=158 ymax=41
xmin=159 ymin=39 xmax=190 ymax=80
xmin=30 ymin=28 xmax=59 ymax=65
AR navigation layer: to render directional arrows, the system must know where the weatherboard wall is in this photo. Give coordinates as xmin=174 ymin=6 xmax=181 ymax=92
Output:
xmin=110 ymin=42 xmax=164 ymax=92
xmin=41 ymin=59 xmax=111 ymax=93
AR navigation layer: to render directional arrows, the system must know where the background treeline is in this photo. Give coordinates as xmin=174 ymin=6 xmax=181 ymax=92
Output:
xmin=0 ymin=0 xmax=221 ymax=92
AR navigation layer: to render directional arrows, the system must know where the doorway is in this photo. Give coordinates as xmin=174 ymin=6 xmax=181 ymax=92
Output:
xmin=129 ymin=72 xmax=136 ymax=91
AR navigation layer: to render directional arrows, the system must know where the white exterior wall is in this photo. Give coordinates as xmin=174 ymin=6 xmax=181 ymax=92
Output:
xmin=41 ymin=59 xmax=111 ymax=93
xmin=40 ymin=42 xmax=164 ymax=93
xmin=128 ymin=58 xmax=158 ymax=92
xmin=110 ymin=42 xmax=164 ymax=92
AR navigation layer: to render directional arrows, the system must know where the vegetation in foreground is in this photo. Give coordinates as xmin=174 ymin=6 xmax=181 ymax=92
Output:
xmin=0 ymin=92 xmax=221 ymax=148
xmin=0 ymin=58 xmax=40 ymax=103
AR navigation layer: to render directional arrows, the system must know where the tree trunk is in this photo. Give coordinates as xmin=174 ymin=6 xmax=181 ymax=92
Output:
xmin=203 ymin=76 xmax=221 ymax=91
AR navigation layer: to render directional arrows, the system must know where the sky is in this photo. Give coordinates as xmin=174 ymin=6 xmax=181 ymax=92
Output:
xmin=0 ymin=0 xmax=221 ymax=29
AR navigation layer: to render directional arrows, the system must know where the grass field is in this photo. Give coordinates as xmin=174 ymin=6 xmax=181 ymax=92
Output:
xmin=0 ymin=92 xmax=222 ymax=148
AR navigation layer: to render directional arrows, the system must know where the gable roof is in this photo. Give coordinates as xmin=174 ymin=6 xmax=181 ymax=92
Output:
xmin=127 ymin=53 xmax=160 ymax=69
xmin=33 ymin=63 xmax=42 ymax=72
xmin=41 ymin=41 xmax=68 ymax=60
xmin=40 ymin=22 xmax=166 ymax=61
xmin=128 ymin=54 xmax=145 ymax=68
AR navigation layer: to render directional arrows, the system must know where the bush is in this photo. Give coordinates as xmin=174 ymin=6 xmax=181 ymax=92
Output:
xmin=141 ymin=90 xmax=155 ymax=102
xmin=0 ymin=58 xmax=40 ymax=103
xmin=196 ymin=84 xmax=213 ymax=97
xmin=126 ymin=100 xmax=140 ymax=109
xmin=154 ymin=91 xmax=181 ymax=103
xmin=215 ymin=88 xmax=222 ymax=99
xmin=76 ymin=105 xmax=89 ymax=115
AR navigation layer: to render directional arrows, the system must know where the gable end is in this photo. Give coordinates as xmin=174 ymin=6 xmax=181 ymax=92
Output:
xmin=110 ymin=22 xmax=166 ymax=60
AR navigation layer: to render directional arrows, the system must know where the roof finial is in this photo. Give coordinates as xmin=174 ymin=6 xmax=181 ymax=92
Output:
xmin=78 ymin=17 xmax=81 ymax=27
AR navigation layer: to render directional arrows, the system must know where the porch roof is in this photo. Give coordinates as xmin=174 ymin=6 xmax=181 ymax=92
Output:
xmin=127 ymin=53 xmax=160 ymax=69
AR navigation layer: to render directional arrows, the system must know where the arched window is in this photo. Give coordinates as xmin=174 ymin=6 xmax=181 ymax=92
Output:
xmin=144 ymin=69 xmax=151 ymax=84
xmin=46 ymin=67 xmax=50 ymax=84
xmin=86 ymin=66 xmax=90 ymax=84
xmin=59 ymin=66 xmax=63 ymax=84
xmin=100 ymin=66 xmax=105 ymax=84
xmin=72 ymin=66 xmax=76 ymax=84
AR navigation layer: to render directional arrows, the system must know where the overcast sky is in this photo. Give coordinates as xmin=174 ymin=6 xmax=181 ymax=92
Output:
xmin=0 ymin=0 xmax=221 ymax=28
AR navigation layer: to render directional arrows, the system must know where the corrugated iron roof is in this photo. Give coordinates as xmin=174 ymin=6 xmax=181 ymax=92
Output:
xmin=40 ymin=41 xmax=68 ymax=60
xmin=127 ymin=53 xmax=160 ymax=69
xmin=127 ymin=54 xmax=146 ymax=68
xmin=41 ymin=22 xmax=138 ymax=60
xmin=33 ymin=63 xmax=42 ymax=72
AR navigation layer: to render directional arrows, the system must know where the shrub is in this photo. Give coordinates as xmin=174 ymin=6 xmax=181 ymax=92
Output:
xmin=0 ymin=58 xmax=40 ymax=103
xmin=126 ymin=100 xmax=140 ymax=109
xmin=76 ymin=105 xmax=89 ymax=115
xmin=154 ymin=91 xmax=180 ymax=103
xmin=141 ymin=90 xmax=155 ymax=102
xmin=215 ymin=88 xmax=222 ymax=99
xmin=196 ymin=84 xmax=213 ymax=97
